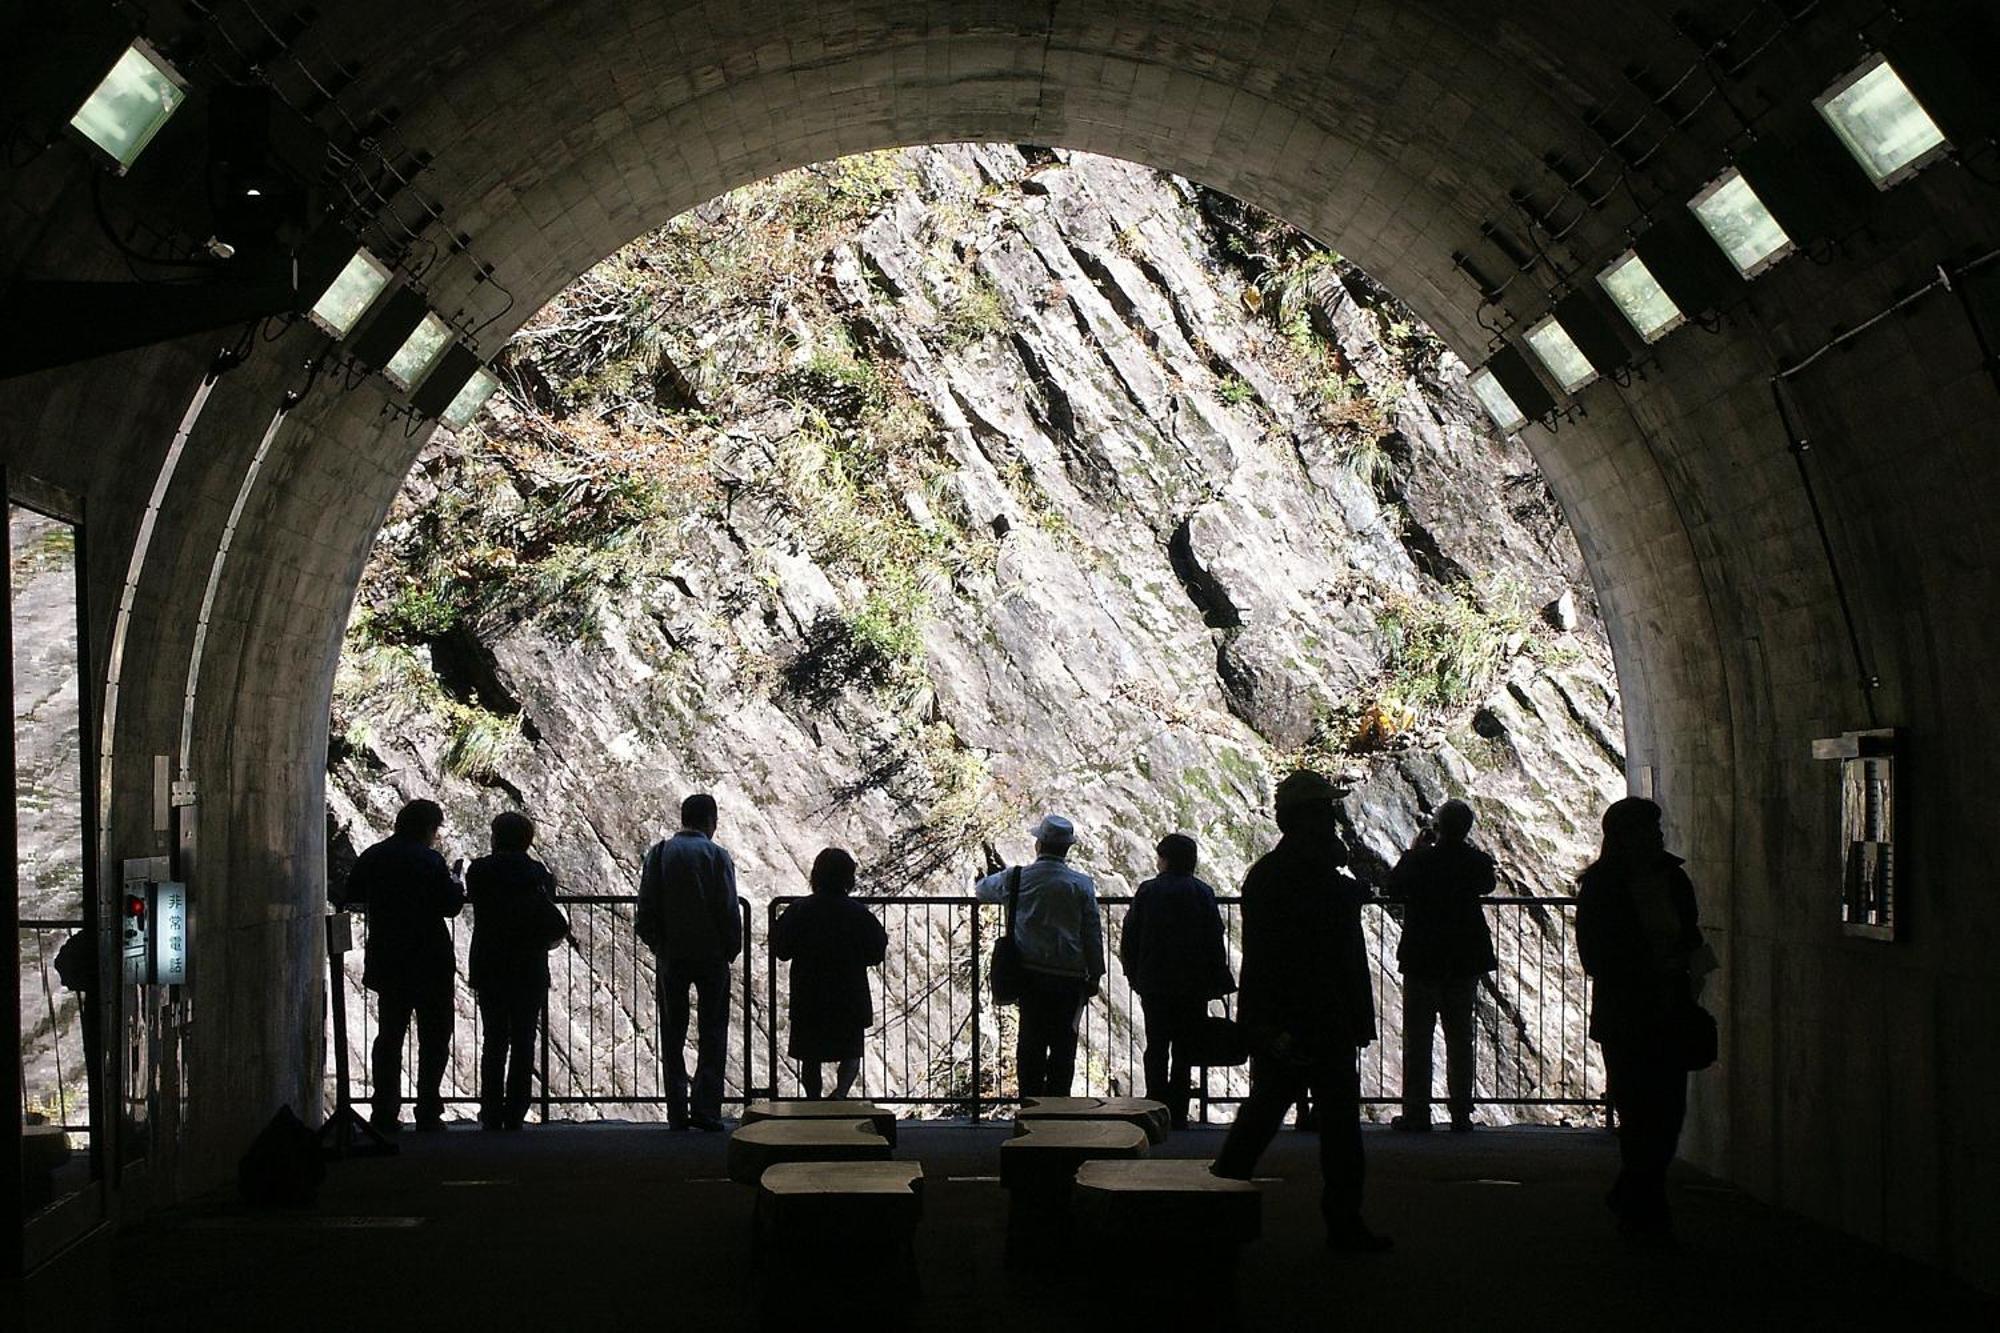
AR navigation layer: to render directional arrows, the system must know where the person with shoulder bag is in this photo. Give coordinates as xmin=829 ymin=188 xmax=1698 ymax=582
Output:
xmin=1576 ymin=796 xmax=1715 ymax=1245
xmin=975 ymin=815 xmax=1106 ymax=1097
xmin=1120 ymin=832 xmax=1235 ymax=1129
xmin=467 ymin=811 xmax=570 ymax=1131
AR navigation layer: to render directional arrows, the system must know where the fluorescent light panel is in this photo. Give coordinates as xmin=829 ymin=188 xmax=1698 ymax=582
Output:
xmin=1816 ymin=54 xmax=1950 ymax=189
xmin=1524 ymin=316 xmax=1598 ymax=394
xmin=1598 ymin=251 xmax=1686 ymax=342
xmin=442 ymin=368 xmax=500 ymax=429
xmin=385 ymin=313 xmax=452 ymax=390
xmin=308 ymin=250 xmax=393 ymax=338
xmin=69 ymin=40 xmax=187 ymax=172
xmin=1468 ymin=368 xmax=1527 ymax=433
xmin=1689 ymin=168 xmax=1795 ymax=279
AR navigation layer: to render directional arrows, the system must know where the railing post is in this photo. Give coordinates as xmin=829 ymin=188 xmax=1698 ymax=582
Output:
xmin=741 ymin=899 xmax=753 ymax=1104
xmin=969 ymin=902 xmax=982 ymax=1123
xmin=764 ymin=900 xmax=779 ymax=1101
xmin=539 ymin=996 xmax=551 ymax=1124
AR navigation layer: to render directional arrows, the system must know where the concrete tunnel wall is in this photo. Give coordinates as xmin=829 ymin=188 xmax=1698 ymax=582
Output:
xmin=1 ymin=0 xmax=1996 ymax=1284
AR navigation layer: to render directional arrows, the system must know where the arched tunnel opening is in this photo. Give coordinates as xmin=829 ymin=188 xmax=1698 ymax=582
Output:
xmin=317 ymin=143 xmax=1627 ymax=1130
xmin=5 ymin=0 xmax=2000 ymax=1319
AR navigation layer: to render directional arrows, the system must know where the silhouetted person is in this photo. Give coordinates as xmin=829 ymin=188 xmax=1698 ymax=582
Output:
xmin=467 ymin=812 xmax=569 ymax=1130
xmin=1577 ymin=796 xmax=1703 ymax=1243
xmin=1212 ymin=771 xmax=1391 ymax=1252
xmin=975 ymin=815 xmax=1106 ymax=1097
xmin=771 ymin=848 xmax=888 ymax=1099
xmin=342 ymin=798 xmax=464 ymax=1133
xmin=1383 ymin=799 xmax=1496 ymax=1133
xmin=1120 ymin=832 xmax=1234 ymax=1128
xmin=636 ymin=792 xmax=740 ymax=1130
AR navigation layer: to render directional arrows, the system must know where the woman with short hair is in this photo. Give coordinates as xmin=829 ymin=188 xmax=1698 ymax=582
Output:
xmin=467 ymin=811 xmax=570 ymax=1130
xmin=770 ymin=848 xmax=888 ymax=1099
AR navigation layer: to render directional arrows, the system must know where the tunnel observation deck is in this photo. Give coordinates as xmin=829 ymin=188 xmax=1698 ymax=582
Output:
xmin=25 ymin=1121 xmax=1995 ymax=1331
xmin=325 ymin=894 xmax=1604 ymax=1126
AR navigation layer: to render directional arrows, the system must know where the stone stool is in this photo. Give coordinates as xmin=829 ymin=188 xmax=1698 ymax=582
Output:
xmin=1014 ymin=1095 xmax=1171 ymax=1145
xmin=753 ymin=1162 xmax=926 ymax=1322
xmin=726 ymin=1119 xmax=892 ymax=1186
xmin=742 ymin=1098 xmax=899 ymax=1147
xmin=999 ymin=1119 xmax=1149 ymax=1257
xmin=1073 ymin=1159 xmax=1262 ymax=1314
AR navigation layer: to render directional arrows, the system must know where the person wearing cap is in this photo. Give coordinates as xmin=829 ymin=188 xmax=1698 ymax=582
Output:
xmin=975 ymin=814 xmax=1107 ymax=1097
xmin=1212 ymin=770 xmax=1392 ymax=1252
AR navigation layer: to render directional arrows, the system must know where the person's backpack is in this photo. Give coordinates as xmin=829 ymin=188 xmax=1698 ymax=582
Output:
xmin=988 ymin=867 xmax=1026 ymax=1007
xmin=1182 ymin=1012 xmax=1250 ymax=1067
xmin=238 ymin=1105 xmax=326 ymax=1207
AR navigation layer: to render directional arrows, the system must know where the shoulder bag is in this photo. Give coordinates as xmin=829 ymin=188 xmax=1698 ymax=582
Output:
xmin=988 ymin=867 xmax=1027 ymax=1007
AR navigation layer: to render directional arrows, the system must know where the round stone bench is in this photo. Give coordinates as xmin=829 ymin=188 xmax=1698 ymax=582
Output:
xmin=726 ymin=1119 xmax=892 ymax=1186
xmin=742 ymin=1099 xmax=899 ymax=1147
xmin=1073 ymin=1158 xmax=1262 ymax=1246
xmin=999 ymin=1120 xmax=1150 ymax=1256
xmin=1013 ymin=1095 xmax=1171 ymax=1144
xmin=756 ymin=1161 xmax=925 ymax=1247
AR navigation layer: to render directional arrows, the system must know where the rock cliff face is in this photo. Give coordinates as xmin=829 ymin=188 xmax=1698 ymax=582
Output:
xmin=327 ymin=145 xmax=1624 ymax=1120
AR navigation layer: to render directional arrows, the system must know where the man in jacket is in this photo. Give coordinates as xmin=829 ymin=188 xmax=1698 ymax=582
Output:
xmin=975 ymin=814 xmax=1106 ymax=1097
xmin=1120 ymin=832 xmax=1234 ymax=1128
xmin=1212 ymin=771 xmax=1391 ymax=1252
xmin=1383 ymin=799 xmax=1497 ymax=1132
xmin=636 ymin=793 xmax=740 ymax=1130
xmin=342 ymin=798 xmax=464 ymax=1133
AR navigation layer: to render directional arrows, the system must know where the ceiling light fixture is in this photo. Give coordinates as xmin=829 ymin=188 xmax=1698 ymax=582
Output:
xmin=1524 ymin=316 xmax=1599 ymax=394
xmin=306 ymin=249 xmax=393 ymax=339
xmin=68 ymin=39 xmax=187 ymax=172
xmin=1689 ymin=168 xmax=1795 ymax=280
xmin=1815 ymin=53 xmax=1950 ymax=189
xmin=1597 ymin=250 xmax=1687 ymax=343
xmin=1468 ymin=367 xmax=1528 ymax=434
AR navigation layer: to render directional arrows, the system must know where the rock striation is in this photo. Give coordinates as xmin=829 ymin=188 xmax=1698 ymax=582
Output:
xmin=327 ymin=145 xmax=1625 ymax=1121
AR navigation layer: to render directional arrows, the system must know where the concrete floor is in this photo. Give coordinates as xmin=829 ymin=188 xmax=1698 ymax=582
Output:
xmin=27 ymin=1122 xmax=1996 ymax=1331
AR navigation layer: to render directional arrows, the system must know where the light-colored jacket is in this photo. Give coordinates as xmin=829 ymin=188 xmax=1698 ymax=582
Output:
xmin=976 ymin=853 xmax=1106 ymax=982
xmin=636 ymin=829 xmax=742 ymax=964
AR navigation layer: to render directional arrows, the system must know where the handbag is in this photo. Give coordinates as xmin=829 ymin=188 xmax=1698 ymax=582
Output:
xmin=1675 ymin=997 xmax=1719 ymax=1072
xmin=1182 ymin=1012 xmax=1250 ymax=1067
xmin=988 ymin=867 xmax=1026 ymax=1007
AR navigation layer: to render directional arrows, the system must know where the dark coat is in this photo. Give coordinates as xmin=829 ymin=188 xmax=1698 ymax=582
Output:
xmin=1119 ymin=872 xmax=1234 ymax=1000
xmin=1383 ymin=839 xmax=1498 ymax=977
xmin=1235 ymin=837 xmax=1376 ymax=1056
xmin=467 ymin=851 xmax=568 ymax=995
xmin=1576 ymin=854 xmax=1702 ymax=1046
xmin=771 ymin=891 xmax=888 ymax=1061
xmin=343 ymin=833 xmax=464 ymax=997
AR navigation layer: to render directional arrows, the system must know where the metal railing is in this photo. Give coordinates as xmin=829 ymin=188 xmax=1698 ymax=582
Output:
xmin=330 ymin=893 xmax=1604 ymax=1125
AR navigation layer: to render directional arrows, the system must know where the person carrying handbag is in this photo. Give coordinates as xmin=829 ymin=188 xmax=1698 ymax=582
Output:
xmin=975 ymin=815 xmax=1106 ymax=1097
xmin=1576 ymin=796 xmax=1715 ymax=1245
xmin=1120 ymin=832 xmax=1235 ymax=1129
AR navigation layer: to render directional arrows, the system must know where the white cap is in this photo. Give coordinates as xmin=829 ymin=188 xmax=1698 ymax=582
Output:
xmin=1030 ymin=814 xmax=1077 ymax=847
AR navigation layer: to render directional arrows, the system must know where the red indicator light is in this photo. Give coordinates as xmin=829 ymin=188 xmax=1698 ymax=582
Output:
xmin=127 ymin=895 xmax=148 ymax=917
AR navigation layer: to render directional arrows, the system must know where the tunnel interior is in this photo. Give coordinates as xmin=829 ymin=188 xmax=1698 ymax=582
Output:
xmin=4 ymin=0 xmax=2000 ymax=1292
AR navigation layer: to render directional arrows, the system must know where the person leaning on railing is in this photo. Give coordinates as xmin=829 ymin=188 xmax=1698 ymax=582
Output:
xmin=635 ymin=793 xmax=741 ymax=1132
xmin=770 ymin=848 xmax=887 ymax=1100
xmin=1119 ymin=832 xmax=1234 ymax=1130
xmin=974 ymin=814 xmax=1107 ymax=1098
xmin=1382 ymin=799 xmax=1497 ymax=1134
xmin=339 ymin=798 xmax=466 ymax=1135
